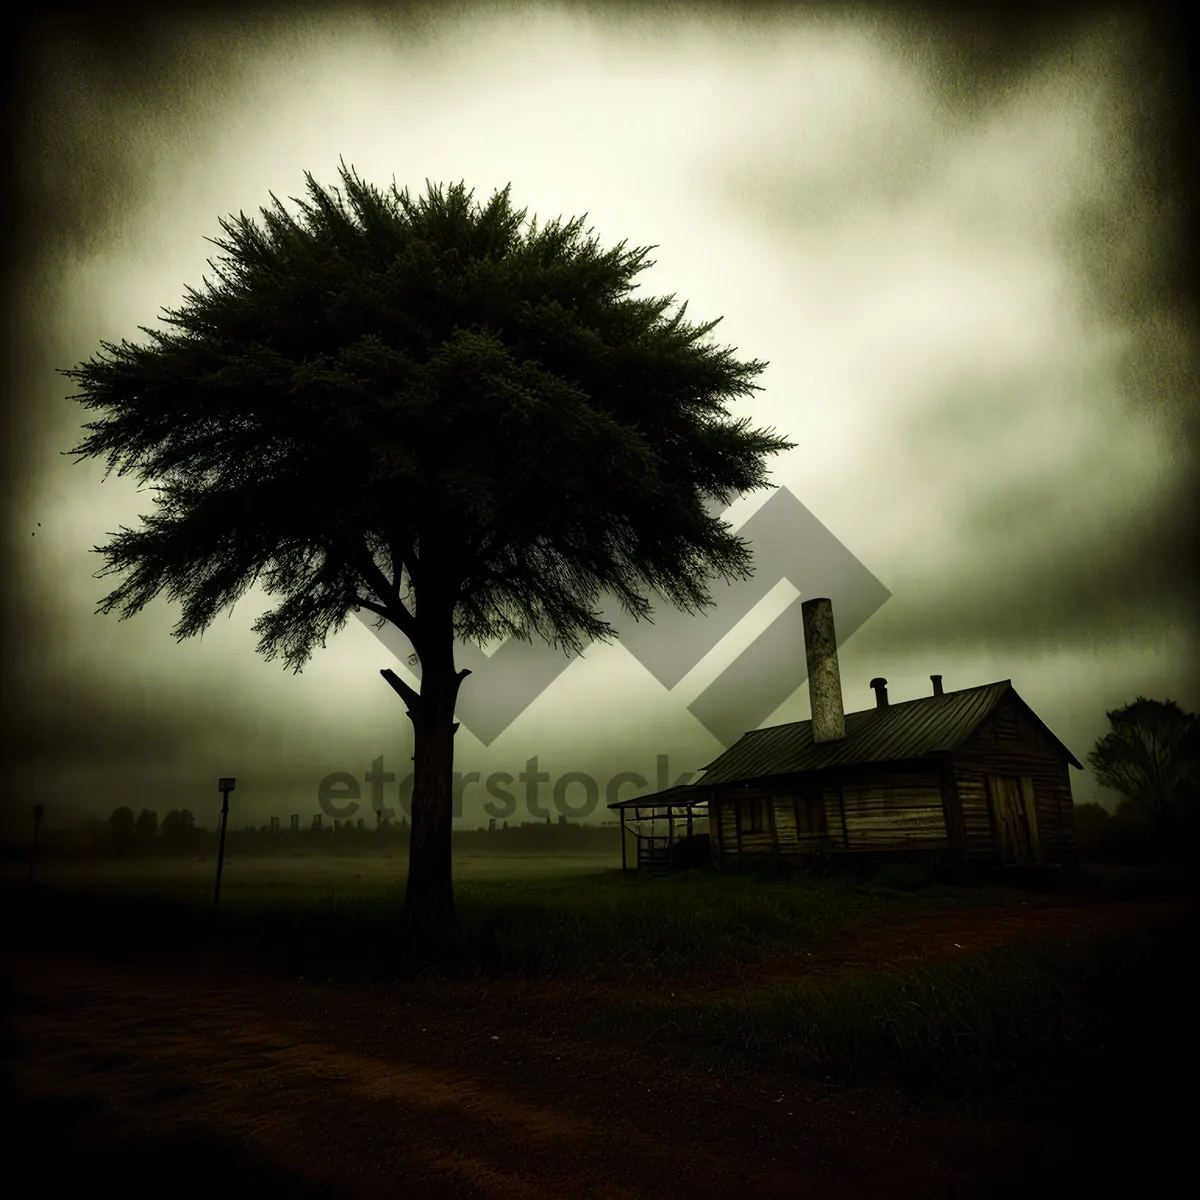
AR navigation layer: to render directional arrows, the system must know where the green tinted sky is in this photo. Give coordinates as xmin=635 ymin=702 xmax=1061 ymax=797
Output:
xmin=5 ymin=1 xmax=1196 ymax=832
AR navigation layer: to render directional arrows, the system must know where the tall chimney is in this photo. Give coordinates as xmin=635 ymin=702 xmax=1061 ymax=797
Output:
xmin=930 ymin=674 xmax=944 ymax=696
xmin=802 ymin=597 xmax=846 ymax=743
xmin=869 ymin=677 xmax=889 ymax=708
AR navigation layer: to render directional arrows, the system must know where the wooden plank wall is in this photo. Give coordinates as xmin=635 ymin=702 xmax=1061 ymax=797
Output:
xmin=710 ymin=793 xmax=828 ymax=861
xmin=939 ymin=757 xmax=968 ymax=863
xmin=711 ymin=769 xmax=948 ymax=860
xmin=734 ymin=795 xmax=778 ymax=856
xmin=709 ymin=805 xmax=723 ymax=859
xmin=838 ymin=769 xmax=947 ymax=851
xmin=953 ymin=769 xmax=997 ymax=865
xmin=954 ymin=697 xmax=1078 ymax=864
xmin=716 ymin=803 xmax=739 ymax=861
xmin=770 ymin=794 xmax=832 ymax=853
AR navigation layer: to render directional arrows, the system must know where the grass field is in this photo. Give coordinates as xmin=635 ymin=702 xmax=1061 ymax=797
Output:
xmin=7 ymin=856 xmax=1197 ymax=1084
xmin=9 ymin=854 xmax=1195 ymax=1091
xmin=8 ymin=849 xmax=620 ymax=895
xmin=5 ymin=855 xmax=1194 ymax=1194
xmin=599 ymin=918 xmax=1191 ymax=1099
xmin=9 ymin=852 xmax=1022 ymax=982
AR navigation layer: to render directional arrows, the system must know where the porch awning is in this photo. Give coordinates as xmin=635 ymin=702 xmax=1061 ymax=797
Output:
xmin=607 ymin=782 xmax=712 ymax=811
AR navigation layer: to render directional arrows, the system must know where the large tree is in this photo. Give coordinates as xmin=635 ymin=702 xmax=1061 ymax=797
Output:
xmin=62 ymin=165 xmax=793 ymax=935
xmin=1087 ymin=697 xmax=1200 ymax=828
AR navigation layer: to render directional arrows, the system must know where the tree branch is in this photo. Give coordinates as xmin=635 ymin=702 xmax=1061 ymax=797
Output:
xmin=346 ymin=542 xmax=422 ymax=648
xmin=380 ymin=667 xmax=422 ymax=711
xmin=380 ymin=665 xmax=473 ymax=716
xmin=353 ymin=595 xmax=392 ymax=622
xmin=387 ymin=534 xmax=418 ymax=592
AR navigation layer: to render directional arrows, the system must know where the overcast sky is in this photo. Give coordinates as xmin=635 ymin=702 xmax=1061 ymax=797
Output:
xmin=4 ymin=1 xmax=1196 ymax=833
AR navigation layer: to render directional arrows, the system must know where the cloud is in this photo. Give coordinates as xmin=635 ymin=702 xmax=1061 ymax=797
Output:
xmin=4 ymin=2 xmax=1195 ymax=827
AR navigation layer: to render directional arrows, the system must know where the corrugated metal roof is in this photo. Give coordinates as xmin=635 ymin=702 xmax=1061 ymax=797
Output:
xmin=693 ymin=680 xmax=1082 ymax=787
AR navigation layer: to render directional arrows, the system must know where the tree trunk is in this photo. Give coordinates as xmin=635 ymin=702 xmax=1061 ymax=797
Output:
xmin=381 ymin=618 xmax=470 ymax=940
xmin=405 ymin=681 xmax=460 ymax=937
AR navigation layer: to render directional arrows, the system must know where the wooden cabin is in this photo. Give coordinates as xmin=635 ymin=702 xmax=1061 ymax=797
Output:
xmin=609 ymin=598 xmax=1082 ymax=874
xmin=693 ymin=676 xmax=1080 ymax=870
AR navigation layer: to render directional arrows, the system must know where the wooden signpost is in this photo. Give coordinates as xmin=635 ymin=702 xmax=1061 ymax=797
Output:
xmin=214 ymin=777 xmax=235 ymax=909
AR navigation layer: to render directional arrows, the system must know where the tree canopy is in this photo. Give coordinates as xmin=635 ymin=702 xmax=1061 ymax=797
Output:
xmin=64 ymin=165 xmax=788 ymax=672
xmin=62 ymin=164 xmax=794 ymax=932
xmin=1087 ymin=696 xmax=1200 ymax=823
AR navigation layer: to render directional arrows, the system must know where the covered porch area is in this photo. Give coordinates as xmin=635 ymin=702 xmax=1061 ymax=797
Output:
xmin=608 ymin=784 xmax=712 ymax=872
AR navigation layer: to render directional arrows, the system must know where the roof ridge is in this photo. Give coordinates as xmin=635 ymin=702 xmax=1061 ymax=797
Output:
xmin=696 ymin=680 xmax=1022 ymax=780
xmin=741 ymin=679 xmax=1011 ymax=738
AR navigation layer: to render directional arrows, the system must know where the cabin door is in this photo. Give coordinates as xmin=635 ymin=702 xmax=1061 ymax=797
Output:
xmin=985 ymin=775 xmax=1040 ymax=863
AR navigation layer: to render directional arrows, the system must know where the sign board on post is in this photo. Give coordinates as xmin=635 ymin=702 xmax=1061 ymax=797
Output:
xmin=219 ymin=778 xmax=236 ymax=792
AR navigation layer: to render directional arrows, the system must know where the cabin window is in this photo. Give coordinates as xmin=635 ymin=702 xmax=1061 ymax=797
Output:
xmin=793 ymin=791 xmax=828 ymax=836
xmin=737 ymin=797 xmax=770 ymax=835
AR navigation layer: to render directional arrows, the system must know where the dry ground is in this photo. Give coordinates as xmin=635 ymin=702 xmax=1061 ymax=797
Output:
xmin=3 ymin=888 xmax=1191 ymax=1198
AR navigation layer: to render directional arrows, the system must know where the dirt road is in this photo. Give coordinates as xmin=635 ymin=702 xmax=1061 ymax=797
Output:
xmin=3 ymin=894 xmax=1190 ymax=1198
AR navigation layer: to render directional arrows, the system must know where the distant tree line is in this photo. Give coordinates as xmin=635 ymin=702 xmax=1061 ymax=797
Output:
xmin=2 ymin=808 xmax=621 ymax=862
xmin=101 ymin=806 xmax=199 ymax=857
